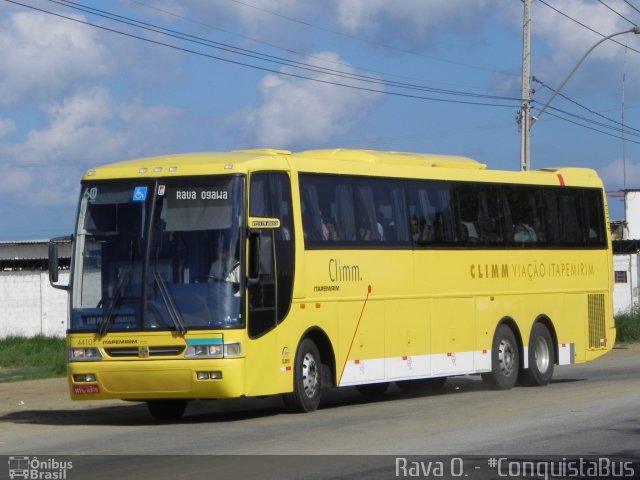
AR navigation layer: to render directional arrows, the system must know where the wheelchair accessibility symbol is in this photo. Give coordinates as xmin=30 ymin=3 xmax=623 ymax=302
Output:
xmin=132 ymin=186 xmax=148 ymax=202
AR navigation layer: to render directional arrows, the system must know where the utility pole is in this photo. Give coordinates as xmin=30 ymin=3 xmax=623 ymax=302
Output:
xmin=520 ymin=0 xmax=532 ymax=171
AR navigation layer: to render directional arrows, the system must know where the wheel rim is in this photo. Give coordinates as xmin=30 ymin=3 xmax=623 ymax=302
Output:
xmin=301 ymin=352 xmax=319 ymax=398
xmin=498 ymin=338 xmax=516 ymax=377
xmin=533 ymin=335 xmax=550 ymax=373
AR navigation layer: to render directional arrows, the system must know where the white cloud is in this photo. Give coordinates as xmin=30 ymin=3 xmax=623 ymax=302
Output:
xmin=0 ymin=88 xmax=182 ymax=205
xmin=334 ymin=0 xmax=491 ymax=49
xmin=0 ymin=10 xmax=115 ymax=108
xmin=600 ymin=156 xmax=640 ymax=189
xmin=238 ymin=52 xmax=383 ymax=148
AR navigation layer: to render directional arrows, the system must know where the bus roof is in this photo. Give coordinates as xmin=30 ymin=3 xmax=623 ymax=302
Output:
xmin=81 ymin=149 xmax=603 ymax=188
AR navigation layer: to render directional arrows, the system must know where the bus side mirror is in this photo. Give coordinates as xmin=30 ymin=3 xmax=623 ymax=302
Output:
xmin=48 ymin=236 xmax=72 ymax=291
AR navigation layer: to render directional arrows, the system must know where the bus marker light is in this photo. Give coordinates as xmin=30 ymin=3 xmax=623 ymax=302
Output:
xmin=139 ymin=168 xmax=147 ymax=174
xmin=169 ymin=167 xmax=178 ymax=172
xmin=209 ymin=371 xmax=222 ymax=379
xmin=197 ymin=372 xmax=209 ymax=380
xmin=153 ymin=167 xmax=162 ymax=173
xmin=224 ymin=164 xmax=233 ymax=170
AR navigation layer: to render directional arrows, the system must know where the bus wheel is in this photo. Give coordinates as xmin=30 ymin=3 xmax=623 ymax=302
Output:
xmin=356 ymin=382 xmax=389 ymax=396
xmin=521 ymin=323 xmax=555 ymax=386
xmin=397 ymin=377 xmax=446 ymax=393
xmin=283 ymin=339 xmax=322 ymax=413
xmin=146 ymin=400 xmax=188 ymax=421
xmin=482 ymin=324 xmax=519 ymax=390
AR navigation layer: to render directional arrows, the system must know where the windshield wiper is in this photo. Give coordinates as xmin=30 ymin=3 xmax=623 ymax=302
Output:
xmin=153 ymin=271 xmax=188 ymax=335
xmin=98 ymin=264 xmax=132 ymax=336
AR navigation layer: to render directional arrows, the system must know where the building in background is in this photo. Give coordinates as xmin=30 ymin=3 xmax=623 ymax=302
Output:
xmin=612 ymin=190 xmax=640 ymax=314
xmin=0 ymin=239 xmax=70 ymax=338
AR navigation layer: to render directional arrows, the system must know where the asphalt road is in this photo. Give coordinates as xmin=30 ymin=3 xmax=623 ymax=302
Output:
xmin=1 ymin=344 xmax=639 ymax=479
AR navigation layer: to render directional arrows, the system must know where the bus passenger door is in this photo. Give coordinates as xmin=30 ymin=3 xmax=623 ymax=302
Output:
xmin=245 ymin=172 xmax=295 ymax=396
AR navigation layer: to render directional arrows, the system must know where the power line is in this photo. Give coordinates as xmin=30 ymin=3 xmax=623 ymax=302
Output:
xmin=51 ymin=0 xmax=518 ymax=103
xmin=538 ymin=0 xmax=640 ymax=55
xmin=533 ymin=76 xmax=640 ymax=136
xmin=214 ymin=0 xmax=520 ymax=78
xmin=597 ymin=0 xmax=637 ymax=26
xmin=623 ymin=0 xmax=640 ymax=15
xmin=3 ymin=0 xmax=520 ymax=109
xmin=127 ymin=0 xmax=511 ymax=95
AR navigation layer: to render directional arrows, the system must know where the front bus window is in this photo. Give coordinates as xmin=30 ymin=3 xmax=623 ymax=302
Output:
xmin=145 ymin=178 xmax=244 ymax=330
xmin=70 ymin=177 xmax=245 ymax=333
xmin=71 ymin=183 xmax=152 ymax=332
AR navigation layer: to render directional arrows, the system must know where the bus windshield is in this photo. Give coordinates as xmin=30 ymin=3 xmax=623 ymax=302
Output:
xmin=70 ymin=177 xmax=245 ymax=333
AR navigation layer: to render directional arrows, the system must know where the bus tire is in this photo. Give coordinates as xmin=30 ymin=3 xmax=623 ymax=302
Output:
xmin=520 ymin=323 xmax=555 ymax=386
xmin=283 ymin=338 xmax=322 ymax=413
xmin=482 ymin=324 xmax=519 ymax=390
xmin=146 ymin=400 xmax=188 ymax=421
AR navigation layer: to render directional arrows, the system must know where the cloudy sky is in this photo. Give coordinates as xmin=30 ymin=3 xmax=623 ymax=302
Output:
xmin=2 ymin=0 xmax=640 ymax=239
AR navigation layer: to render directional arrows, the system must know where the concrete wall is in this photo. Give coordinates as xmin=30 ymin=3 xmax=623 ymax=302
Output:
xmin=0 ymin=271 xmax=69 ymax=338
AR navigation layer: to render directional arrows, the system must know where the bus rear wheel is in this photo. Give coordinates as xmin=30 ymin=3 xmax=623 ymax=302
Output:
xmin=283 ymin=339 xmax=322 ymax=413
xmin=146 ymin=400 xmax=188 ymax=421
xmin=482 ymin=324 xmax=519 ymax=390
xmin=520 ymin=323 xmax=555 ymax=386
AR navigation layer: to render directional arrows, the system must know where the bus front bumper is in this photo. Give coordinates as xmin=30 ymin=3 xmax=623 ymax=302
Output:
xmin=68 ymin=358 xmax=246 ymax=401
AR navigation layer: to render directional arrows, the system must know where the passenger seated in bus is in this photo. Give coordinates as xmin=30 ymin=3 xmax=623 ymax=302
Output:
xmin=514 ymin=223 xmax=537 ymax=242
xmin=461 ymin=221 xmax=479 ymax=243
xmin=410 ymin=216 xmax=421 ymax=241
xmin=325 ymin=217 xmax=339 ymax=240
xmin=376 ymin=212 xmax=385 ymax=241
xmin=411 ymin=216 xmax=433 ymax=243
xmin=358 ymin=216 xmax=372 ymax=240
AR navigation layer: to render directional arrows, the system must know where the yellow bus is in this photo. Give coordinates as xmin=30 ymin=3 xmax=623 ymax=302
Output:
xmin=49 ymin=149 xmax=614 ymax=419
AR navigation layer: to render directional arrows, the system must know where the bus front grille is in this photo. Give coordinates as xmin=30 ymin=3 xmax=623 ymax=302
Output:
xmin=587 ymin=294 xmax=606 ymax=349
xmin=104 ymin=346 xmax=186 ymax=358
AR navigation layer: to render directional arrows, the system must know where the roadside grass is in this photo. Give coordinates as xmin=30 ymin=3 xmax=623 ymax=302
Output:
xmin=0 ymin=335 xmax=66 ymax=383
xmin=615 ymin=307 xmax=640 ymax=344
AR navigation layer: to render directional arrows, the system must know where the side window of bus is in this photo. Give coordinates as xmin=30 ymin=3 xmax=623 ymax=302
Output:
xmin=582 ymin=190 xmax=606 ymax=246
xmin=300 ymin=175 xmax=355 ymax=244
xmin=557 ymin=191 xmax=584 ymax=245
xmin=248 ymin=172 xmax=295 ymax=338
xmin=407 ymin=181 xmax=456 ymax=246
xmin=504 ymin=186 xmax=544 ymax=245
xmin=452 ymin=183 xmax=481 ymax=245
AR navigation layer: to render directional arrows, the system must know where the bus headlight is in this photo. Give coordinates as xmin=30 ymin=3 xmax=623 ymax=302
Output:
xmin=186 ymin=344 xmax=223 ymax=358
xmin=68 ymin=347 xmax=103 ymax=361
xmin=185 ymin=342 xmax=242 ymax=358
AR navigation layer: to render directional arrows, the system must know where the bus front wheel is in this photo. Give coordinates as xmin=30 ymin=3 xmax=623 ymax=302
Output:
xmin=520 ymin=323 xmax=555 ymax=386
xmin=482 ymin=324 xmax=519 ymax=390
xmin=283 ymin=338 xmax=322 ymax=413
